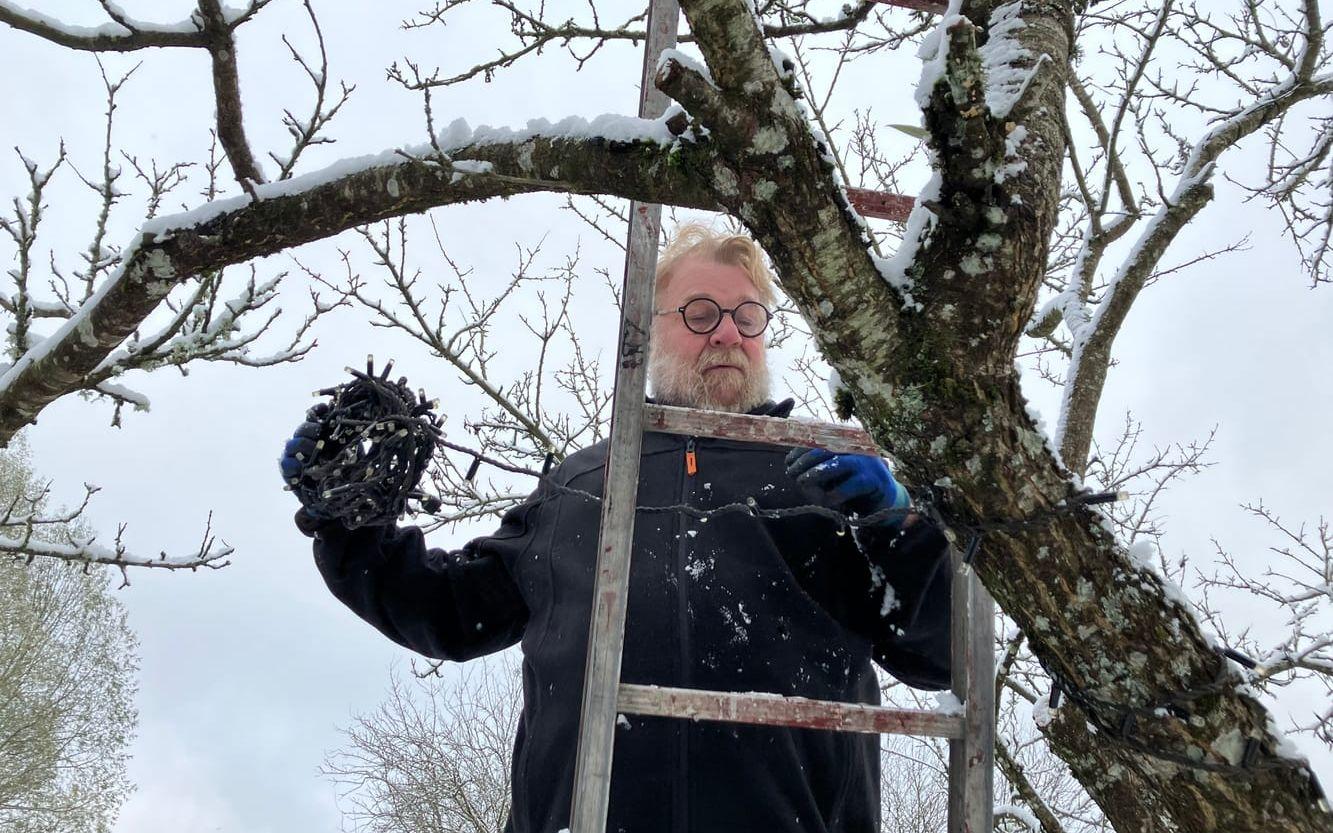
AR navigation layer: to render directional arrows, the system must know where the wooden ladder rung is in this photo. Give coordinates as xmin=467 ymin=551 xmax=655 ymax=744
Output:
xmin=845 ymin=187 xmax=917 ymax=222
xmin=867 ymin=0 xmax=949 ymax=14
xmin=617 ymin=683 xmax=963 ymax=738
xmin=643 ymin=403 xmax=882 ymax=456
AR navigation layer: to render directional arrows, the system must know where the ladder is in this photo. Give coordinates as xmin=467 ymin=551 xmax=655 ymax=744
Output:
xmin=567 ymin=2 xmax=995 ymax=831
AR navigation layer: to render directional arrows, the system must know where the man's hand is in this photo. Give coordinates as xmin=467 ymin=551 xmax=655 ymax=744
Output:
xmin=785 ymin=448 xmax=911 ymax=522
xmin=279 ymin=403 xmax=333 ymax=519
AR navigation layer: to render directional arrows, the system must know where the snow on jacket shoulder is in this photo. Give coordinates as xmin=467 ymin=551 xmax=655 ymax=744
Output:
xmin=305 ymin=399 xmax=952 ymax=833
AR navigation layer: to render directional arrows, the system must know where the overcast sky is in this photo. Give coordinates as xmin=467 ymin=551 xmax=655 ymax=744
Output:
xmin=1 ymin=2 xmax=1330 ymax=831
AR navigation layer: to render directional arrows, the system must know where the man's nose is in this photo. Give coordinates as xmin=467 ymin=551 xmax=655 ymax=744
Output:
xmin=709 ymin=313 xmax=743 ymax=347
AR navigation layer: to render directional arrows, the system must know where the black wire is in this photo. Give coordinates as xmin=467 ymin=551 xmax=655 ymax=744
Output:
xmin=297 ymin=359 xmax=443 ymax=528
xmin=398 ymin=413 xmax=1324 ymax=787
xmin=1042 ymin=650 xmax=1315 ymax=779
xmin=435 ymin=438 xmax=916 ymax=528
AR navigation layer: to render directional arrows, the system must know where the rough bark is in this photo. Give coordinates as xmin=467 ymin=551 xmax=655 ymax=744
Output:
xmin=668 ymin=1 xmax=1330 ymax=830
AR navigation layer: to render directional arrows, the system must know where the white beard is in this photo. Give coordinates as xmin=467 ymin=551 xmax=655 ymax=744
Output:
xmin=648 ymin=344 xmax=772 ymax=413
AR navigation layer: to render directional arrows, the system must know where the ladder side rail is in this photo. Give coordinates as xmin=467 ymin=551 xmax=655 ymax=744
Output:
xmin=567 ymin=2 xmax=680 ymax=832
xmin=948 ymin=553 xmax=996 ymax=833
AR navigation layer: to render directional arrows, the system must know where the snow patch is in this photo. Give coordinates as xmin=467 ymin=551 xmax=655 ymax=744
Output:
xmin=872 ymin=171 xmax=942 ymax=301
xmin=1031 ymin=690 xmax=1056 ymax=728
xmin=0 ymin=0 xmax=231 ymax=38
xmin=656 ymin=47 xmax=715 ymax=86
xmin=933 ymin=691 xmax=963 ymax=715
xmin=913 ymin=0 xmax=966 ymax=110
xmin=978 ymin=2 xmax=1035 ymax=119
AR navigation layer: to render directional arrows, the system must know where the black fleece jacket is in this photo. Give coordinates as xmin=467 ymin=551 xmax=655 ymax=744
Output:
xmin=304 ymin=400 xmax=952 ymax=833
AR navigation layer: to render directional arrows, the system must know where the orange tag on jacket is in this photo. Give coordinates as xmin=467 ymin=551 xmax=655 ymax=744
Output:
xmin=685 ymin=449 xmax=698 ymax=475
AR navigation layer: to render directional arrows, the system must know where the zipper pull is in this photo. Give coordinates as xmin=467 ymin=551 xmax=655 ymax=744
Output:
xmin=685 ymin=438 xmax=697 ymax=476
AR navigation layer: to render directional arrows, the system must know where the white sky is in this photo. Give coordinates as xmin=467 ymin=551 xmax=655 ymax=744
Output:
xmin=1 ymin=2 xmax=1329 ymax=831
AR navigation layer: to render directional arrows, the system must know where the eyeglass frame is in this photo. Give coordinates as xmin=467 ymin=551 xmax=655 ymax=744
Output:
xmin=653 ymin=297 xmax=773 ymax=338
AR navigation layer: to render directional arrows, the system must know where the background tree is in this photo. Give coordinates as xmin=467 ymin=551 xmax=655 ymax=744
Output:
xmin=323 ymin=656 xmax=521 ymax=833
xmin=0 ymin=440 xmax=138 ymax=833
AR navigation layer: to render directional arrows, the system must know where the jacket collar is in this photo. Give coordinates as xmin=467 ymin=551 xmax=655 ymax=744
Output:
xmin=748 ymin=398 xmax=796 ymax=418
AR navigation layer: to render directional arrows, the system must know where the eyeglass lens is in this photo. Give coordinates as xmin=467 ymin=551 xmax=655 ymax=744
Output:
xmin=681 ymin=298 xmax=769 ymax=337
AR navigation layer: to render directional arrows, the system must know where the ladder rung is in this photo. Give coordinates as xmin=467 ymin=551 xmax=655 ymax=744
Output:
xmin=845 ymin=187 xmax=915 ymax=222
xmin=868 ymin=0 xmax=949 ymax=14
xmin=643 ymin=403 xmax=882 ymax=456
xmin=617 ymin=683 xmax=964 ymax=738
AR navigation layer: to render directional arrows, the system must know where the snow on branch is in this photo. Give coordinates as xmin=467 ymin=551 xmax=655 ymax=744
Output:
xmin=1 ymin=0 xmax=279 ymax=191
xmin=1201 ymin=505 xmax=1332 ymax=749
xmin=0 ymin=0 xmax=221 ymax=49
xmin=0 ymin=481 xmax=231 ymax=586
xmin=0 ymin=74 xmax=330 ymax=433
xmin=1029 ymin=0 xmax=1333 ymax=472
xmin=0 ymin=116 xmax=717 ymax=447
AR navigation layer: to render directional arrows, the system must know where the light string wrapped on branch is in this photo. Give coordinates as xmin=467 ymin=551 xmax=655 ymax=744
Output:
xmin=440 ymin=440 xmax=1117 ymax=531
xmin=438 ymin=438 xmax=917 ymax=527
xmin=295 ymin=358 xmax=443 ymax=528
xmin=436 ymin=427 xmax=1325 ymax=794
xmin=909 ymin=490 xmax=1315 ymax=783
xmin=917 ymin=486 xmax=1127 ymax=566
xmin=1041 ymin=647 xmax=1321 ymax=793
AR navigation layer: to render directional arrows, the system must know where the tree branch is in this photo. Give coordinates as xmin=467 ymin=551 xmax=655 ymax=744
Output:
xmin=0 ymin=126 xmax=717 ymax=446
xmin=0 ymin=3 xmax=207 ymax=50
xmin=197 ymin=0 xmax=265 ymax=190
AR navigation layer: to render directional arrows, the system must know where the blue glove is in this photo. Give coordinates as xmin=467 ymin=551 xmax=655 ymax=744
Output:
xmin=279 ymin=403 xmax=333 ymax=518
xmin=785 ymin=447 xmax=910 ymax=521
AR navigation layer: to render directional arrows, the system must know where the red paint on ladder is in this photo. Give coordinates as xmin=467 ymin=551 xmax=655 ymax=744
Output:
xmin=869 ymin=0 xmax=949 ymax=13
xmin=845 ymin=187 xmax=916 ymax=222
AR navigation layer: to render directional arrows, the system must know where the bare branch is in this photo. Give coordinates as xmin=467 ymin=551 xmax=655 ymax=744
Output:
xmin=269 ymin=0 xmax=355 ymax=180
xmin=389 ymin=0 xmax=904 ymax=89
xmin=0 ymin=4 xmax=208 ymax=50
xmin=0 ymin=125 xmax=718 ymax=445
xmin=0 ymin=481 xmax=230 ymax=584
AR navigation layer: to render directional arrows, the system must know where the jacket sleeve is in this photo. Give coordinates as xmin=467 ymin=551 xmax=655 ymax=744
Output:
xmin=846 ymin=518 xmax=953 ymax=690
xmin=300 ymin=491 xmax=540 ymax=662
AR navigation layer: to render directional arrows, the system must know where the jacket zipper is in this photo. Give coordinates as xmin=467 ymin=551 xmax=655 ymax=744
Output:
xmin=675 ymin=436 xmax=696 ymax=833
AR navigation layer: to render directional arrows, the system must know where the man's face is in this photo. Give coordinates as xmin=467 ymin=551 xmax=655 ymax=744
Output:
xmin=648 ymin=257 xmax=771 ymax=413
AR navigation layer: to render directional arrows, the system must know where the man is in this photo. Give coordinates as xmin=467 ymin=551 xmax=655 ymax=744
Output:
xmin=282 ymin=224 xmax=951 ymax=833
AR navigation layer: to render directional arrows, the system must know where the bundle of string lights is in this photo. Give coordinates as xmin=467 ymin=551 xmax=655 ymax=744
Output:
xmin=293 ymin=357 xmax=443 ymax=528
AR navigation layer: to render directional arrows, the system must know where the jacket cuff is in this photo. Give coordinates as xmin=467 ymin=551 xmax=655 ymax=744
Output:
xmin=294 ymin=507 xmax=342 ymax=538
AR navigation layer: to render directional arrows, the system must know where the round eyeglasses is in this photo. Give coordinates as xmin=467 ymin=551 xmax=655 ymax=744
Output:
xmin=657 ymin=298 xmax=772 ymax=337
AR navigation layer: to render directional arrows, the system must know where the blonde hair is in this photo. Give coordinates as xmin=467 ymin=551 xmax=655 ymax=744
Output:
xmin=655 ymin=222 xmax=777 ymax=305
